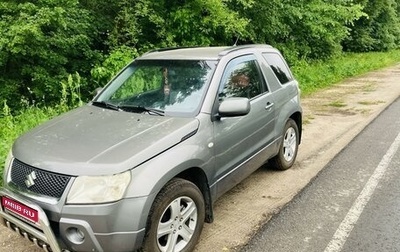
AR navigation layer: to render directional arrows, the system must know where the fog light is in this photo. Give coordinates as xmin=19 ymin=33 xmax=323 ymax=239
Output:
xmin=66 ymin=227 xmax=85 ymax=244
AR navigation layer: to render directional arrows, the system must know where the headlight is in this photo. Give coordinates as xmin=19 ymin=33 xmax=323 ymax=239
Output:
xmin=67 ymin=171 xmax=131 ymax=204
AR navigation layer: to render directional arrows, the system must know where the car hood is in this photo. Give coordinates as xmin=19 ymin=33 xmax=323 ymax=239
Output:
xmin=13 ymin=105 xmax=199 ymax=176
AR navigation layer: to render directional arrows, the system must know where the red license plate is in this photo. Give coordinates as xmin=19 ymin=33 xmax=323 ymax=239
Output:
xmin=1 ymin=196 xmax=39 ymax=223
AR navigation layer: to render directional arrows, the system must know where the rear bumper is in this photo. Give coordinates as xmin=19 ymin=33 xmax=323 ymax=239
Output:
xmin=0 ymin=188 xmax=149 ymax=252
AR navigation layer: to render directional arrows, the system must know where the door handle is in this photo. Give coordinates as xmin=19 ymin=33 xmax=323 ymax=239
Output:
xmin=265 ymin=102 xmax=274 ymax=110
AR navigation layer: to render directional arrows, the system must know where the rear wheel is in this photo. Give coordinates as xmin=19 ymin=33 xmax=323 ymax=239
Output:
xmin=142 ymin=178 xmax=205 ymax=252
xmin=270 ymin=119 xmax=299 ymax=170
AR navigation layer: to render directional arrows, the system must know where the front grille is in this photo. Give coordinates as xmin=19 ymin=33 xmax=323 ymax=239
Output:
xmin=10 ymin=159 xmax=71 ymax=198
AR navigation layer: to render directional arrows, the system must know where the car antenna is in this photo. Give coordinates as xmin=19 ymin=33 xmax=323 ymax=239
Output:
xmin=233 ymin=36 xmax=240 ymax=46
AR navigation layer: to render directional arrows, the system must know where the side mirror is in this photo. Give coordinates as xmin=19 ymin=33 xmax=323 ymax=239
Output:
xmin=218 ymin=97 xmax=250 ymax=117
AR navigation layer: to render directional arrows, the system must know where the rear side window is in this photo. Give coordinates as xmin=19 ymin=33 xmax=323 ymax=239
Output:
xmin=263 ymin=53 xmax=293 ymax=84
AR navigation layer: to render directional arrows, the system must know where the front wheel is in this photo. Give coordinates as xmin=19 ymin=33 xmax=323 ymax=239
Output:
xmin=142 ymin=178 xmax=205 ymax=252
xmin=270 ymin=119 xmax=299 ymax=170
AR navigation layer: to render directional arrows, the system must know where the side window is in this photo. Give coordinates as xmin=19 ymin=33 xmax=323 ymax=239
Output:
xmin=219 ymin=57 xmax=266 ymax=100
xmin=263 ymin=53 xmax=293 ymax=84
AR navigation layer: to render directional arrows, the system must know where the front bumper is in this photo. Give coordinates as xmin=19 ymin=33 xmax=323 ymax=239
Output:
xmin=0 ymin=188 xmax=149 ymax=252
xmin=0 ymin=188 xmax=61 ymax=252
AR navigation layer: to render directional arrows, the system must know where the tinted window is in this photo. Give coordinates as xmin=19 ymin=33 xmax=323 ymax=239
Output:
xmin=219 ymin=58 xmax=265 ymax=100
xmin=263 ymin=53 xmax=293 ymax=84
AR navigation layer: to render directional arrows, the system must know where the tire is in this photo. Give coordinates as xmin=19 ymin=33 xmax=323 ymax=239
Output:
xmin=142 ymin=178 xmax=205 ymax=252
xmin=270 ymin=119 xmax=299 ymax=170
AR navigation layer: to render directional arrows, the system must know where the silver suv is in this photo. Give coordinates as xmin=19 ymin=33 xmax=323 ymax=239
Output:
xmin=0 ymin=45 xmax=302 ymax=252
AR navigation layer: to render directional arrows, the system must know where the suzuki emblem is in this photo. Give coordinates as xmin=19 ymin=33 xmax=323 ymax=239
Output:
xmin=25 ymin=171 xmax=37 ymax=188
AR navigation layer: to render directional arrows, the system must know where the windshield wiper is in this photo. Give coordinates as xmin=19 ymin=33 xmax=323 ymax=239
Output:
xmin=123 ymin=106 xmax=165 ymax=116
xmin=92 ymin=101 xmax=122 ymax=111
xmin=92 ymin=102 xmax=164 ymax=116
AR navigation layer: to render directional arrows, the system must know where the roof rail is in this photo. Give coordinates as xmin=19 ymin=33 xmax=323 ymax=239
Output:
xmin=144 ymin=46 xmax=205 ymax=55
xmin=142 ymin=44 xmax=274 ymax=58
xmin=218 ymin=44 xmax=273 ymax=56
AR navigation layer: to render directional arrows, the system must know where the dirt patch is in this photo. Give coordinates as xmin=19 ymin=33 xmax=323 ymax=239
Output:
xmin=303 ymin=80 xmax=380 ymax=118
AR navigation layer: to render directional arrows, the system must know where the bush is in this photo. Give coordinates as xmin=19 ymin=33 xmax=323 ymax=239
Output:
xmin=343 ymin=0 xmax=400 ymax=52
xmin=0 ymin=0 xmax=101 ymax=110
xmin=232 ymin=0 xmax=364 ymax=63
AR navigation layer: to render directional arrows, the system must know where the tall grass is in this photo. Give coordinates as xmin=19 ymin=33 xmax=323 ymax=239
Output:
xmin=1 ymin=51 xmax=400 ymax=185
xmin=293 ymin=50 xmax=400 ymax=95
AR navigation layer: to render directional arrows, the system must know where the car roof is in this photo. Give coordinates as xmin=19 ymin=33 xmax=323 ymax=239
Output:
xmin=138 ymin=44 xmax=275 ymax=61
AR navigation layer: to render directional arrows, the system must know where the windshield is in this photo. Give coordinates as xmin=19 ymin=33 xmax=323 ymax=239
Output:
xmin=94 ymin=59 xmax=217 ymax=117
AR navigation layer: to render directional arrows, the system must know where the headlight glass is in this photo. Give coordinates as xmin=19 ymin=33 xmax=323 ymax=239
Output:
xmin=67 ymin=171 xmax=131 ymax=204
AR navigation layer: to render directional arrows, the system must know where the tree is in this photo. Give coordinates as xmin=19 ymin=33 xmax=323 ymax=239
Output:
xmin=343 ymin=0 xmax=400 ymax=52
xmin=0 ymin=0 xmax=101 ymax=110
xmin=107 ymin=0 xmax=250 ymax=50
xmin=230 ymin=0 xmax=364 ymax=63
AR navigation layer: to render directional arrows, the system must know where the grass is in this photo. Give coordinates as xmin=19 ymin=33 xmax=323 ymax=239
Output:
xmin=1 ymin=50 xmax=400 ymax=185
xmin=293 ymin=50 xmax=400 ymax=96
xmin=358 ymin=100 xmax=386 ymax=105
xmin=327 ymin=100 xmax=347 ymax=108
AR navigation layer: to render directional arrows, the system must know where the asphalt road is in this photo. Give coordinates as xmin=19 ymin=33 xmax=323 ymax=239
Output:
xmin=240 ymin=98 xmax=400 ymax=252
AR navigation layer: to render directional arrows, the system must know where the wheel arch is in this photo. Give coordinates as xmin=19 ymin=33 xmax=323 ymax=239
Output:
xmin=289 ymin=111 xmax=302 ymax=144
xmin=175 ymin=167 xmax=214 ymax=223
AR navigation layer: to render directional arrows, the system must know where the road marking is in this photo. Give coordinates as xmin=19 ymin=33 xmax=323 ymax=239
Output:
xmin=324 ymin=132 xmax=400 ymax=252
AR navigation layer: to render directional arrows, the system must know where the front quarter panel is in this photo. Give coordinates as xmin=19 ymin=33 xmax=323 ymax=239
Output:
xmin=124 ymin=116 xmax=214 ymax=199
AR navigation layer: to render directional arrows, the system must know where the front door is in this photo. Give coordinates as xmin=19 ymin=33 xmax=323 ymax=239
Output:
xmin=212 ymin=55 xmax=277 ymax=196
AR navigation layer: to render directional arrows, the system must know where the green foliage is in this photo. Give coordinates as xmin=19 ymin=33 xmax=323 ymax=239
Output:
xmin=233 ymin=0 xmax=365 ymax=63
xmin=343 ymin=0 xmax=400 ymax=52
xmin=293 ymin=50 xmax=400 ymax=95
xmin=164 ymin=0 xmax=249 ymax=46
xmin=91 ymin=46 xmax=139 ymax=87
xmin=0 ymin=0 xmax=101 ymax=110
xmin=59 ymin=73 xmax=84 ymax=112
xmin=108 ymin=0 xmax=249 ymax=50
xmin=1 ymin=0 xmax=400 ymax=115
